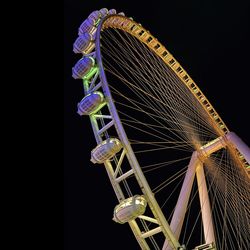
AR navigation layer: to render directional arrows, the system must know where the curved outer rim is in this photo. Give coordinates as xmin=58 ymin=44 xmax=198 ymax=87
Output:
xmin=89 ymin=13 xmax=249 ymax=250
xmin=97 ymin=14 xmax=249 ymax=172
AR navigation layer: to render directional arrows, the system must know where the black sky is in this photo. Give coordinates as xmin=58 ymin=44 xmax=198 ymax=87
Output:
xmin=64 ymin=1 xmax=250 ymax=249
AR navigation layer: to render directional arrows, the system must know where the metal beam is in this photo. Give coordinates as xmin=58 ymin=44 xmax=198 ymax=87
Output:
xmin=226 ymin=132 xmax=250 ymax=164
xmin=196 ymin=164 xmax=215 ymax=244
xmin=162 ymin=151 xmax=200 ymax=250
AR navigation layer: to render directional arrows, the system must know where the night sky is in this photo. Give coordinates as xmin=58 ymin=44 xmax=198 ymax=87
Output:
xmin=64 ymin=1 xmax=250 ymax=249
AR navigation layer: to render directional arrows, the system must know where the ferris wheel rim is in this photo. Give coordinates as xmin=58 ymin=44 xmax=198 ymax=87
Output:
xmin=75 ymin=11 xmax=249 ymax=250
xmin=94 ymin=13 xmax=249 ymax=174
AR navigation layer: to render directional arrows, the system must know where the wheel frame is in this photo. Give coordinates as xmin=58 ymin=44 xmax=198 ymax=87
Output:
xmin=79 ymin=13 xmax=249 ymax=250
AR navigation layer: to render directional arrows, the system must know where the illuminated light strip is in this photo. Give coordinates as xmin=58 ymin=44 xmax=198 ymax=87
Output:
xmin=138 ymin=215 xmax=160 ymax=224
xmin=97 ymin=119 xmax=114 ymax=135
xmin=141 ymin=226 xmax=162 ymax=239
xmin=113 ymin=149 xmax=127 ymax=178
xmin=115 ymin=169 xmax=134 ymax=182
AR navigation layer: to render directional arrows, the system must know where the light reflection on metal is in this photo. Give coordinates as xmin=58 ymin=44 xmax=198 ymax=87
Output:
xmin=77 ymin=91 xmax=104 ymax=116
xmin=72 ymin=57 xmax=95 ymax=79
xmin=73 ymin=33 xmax=95 ymax=54
xmin=113 ymin=195 xmax=147 ymax=224
xmin=90 ymin=138 xmax=122 ymax=164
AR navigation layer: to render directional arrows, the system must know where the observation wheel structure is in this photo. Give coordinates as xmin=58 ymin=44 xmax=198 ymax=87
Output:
xmin=71 ymin=8 xmax=250 ymax=250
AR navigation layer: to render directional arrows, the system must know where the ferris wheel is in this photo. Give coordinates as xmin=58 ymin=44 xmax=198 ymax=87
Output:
xmin=71 ymin=8 xmax=250 ymax=250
